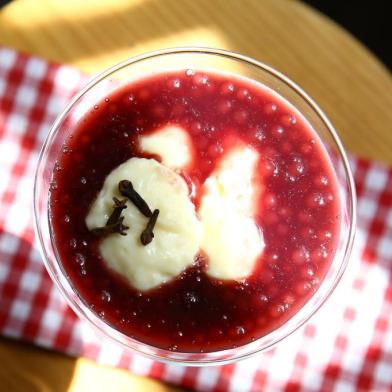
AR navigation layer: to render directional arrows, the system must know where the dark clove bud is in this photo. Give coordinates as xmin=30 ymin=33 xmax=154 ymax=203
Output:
xmin=91 ymin=216 xmax=129 ymax=236
xmin=90 ymin=197 xmax=129 ymax=236
xmin=140 ymin=209 xmax=159 ymax=245
xmin=119 ymin=180 xmax=152 ymax=217
xmin=106 ymin=197 xmax=127 ymax=225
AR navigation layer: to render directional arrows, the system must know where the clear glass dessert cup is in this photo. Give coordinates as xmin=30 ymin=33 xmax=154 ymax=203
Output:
xmin=34 ymin=47 xmax=356 ymax=366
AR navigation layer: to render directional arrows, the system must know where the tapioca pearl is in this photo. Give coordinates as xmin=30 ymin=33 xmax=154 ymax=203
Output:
xmin=197 ymin=135 xmax=211 ymax=150
xmin=254 ymin=293 xmax=269 ymax=307
xmin=272 ymin=125 xmax=285 ymax=138
xmin=269 ymin=304 xmax=286 ymax=318
xmin=264 ymin=211 xmax=279 ymax=225
xmin=280 ymin=141 xmax=293 ymax=154
xmin=277 ymin=224 xmax=289 ymax=236
xmin=266 ymin=252 xmax=279 ymax=268
xmin=260 ymin=268 xmax=274 ymax=284
xmin=167 ymin=78 xmax=181 ymax=89
xmin=278 ymin=207 xmax=291 ymax=219
xmin=108 ymin=104 xmax=119 ymax=114
xmin=217 ymin=99 xmax=232 ymax=114
xmin=136 ymin=118 xmax=145 ymax=127
xmin=292 ymin=246 xmax=310 ymax=265
xmin=281 ymin=114 xmax=297 ymax=127
xmin=300 ymin=227 xmax=317 ymax=239
xmin=298 ymin=210 xmax=313 ymax=224
xmin=60 ymin=193 xmax=72 ymax=207
xmin=207 ymin=142 xmax=224 ymax=159
xmin=253 ymin=126 xmax=266 ymax=142
xmin=220 ymin=82 xmax=235 ymax=95
xmin=257 ymin=315 xmax=267 ymax=326
xmin=282 ymin=293 xmax=295 ymax=306
xmin=62 ymin=146 xmax=72 ymax=155
xmin=191 ymin=121 xmax=203 ymax=135
xmin=234 ymin=109 xmax=248 ymax=124
xmin=170 ymin=104 xmax=183 ymax=117
xmin=69 ymin=238 xmax=77 ymax=250
xmin=193 ymin=73 xmax=209 ymax=86
xmin=264 ymin=192 xmax=277 ymax=209
xmin=49 ymin=181 xmax=58 ymax=191
xmin=295 ymin=281 xmax=312 ymax=296
xmin=138 ymin=88 xmax=150 ymax=101
xmin=288 ymin=155 xmax=305 ymax=176
xmin=63 ymin=214 xmax=71 ymax=224
xmin=266 ymin=284 xmax=279 ymax=298
xmin=263 ymin=146 xmax=278 ymax=158
xmin=151 ymin=104 xmax=165 ymax=118
xmin=309 ymin=159 xmax=320 ymax=170
xmin=209 ymin=328 xmax=224 ymax=339
xmin=301 ymin=264 xmax=315 ymax=279
xmin=314 ymin=174 xmax=329 ymax=187
xmin=311 ymin=245 xmax=329 ymax=261
xmin=306 ymin=192 xmax=333 ymax=208
xmin=80 ymin=134 xmax=92 ymax=145
xmin=310 ymin=277 xmax=320 ymax=287
xmin=205 ymin=81 xmax=215 ymax=94
xmin=122 ymin=93 xmax=135 ymax=106
xmin=193 ymin=333 xmax=205 ymax=344
xmin=300 ymin=143 xmax=313 ymax=155
xmin=75 ymin=252 xmax=85 ymax=266
xmin=319 ymin=230 xmax=332 ymax=241
xmin=264 ymin=103 xmax=278 ymax=115
xmin=237 ymin=88 xmax=250 ymax=100
xmin=100 ymin=290 xmax=111 ymax=303
xmin=263 ymin=158 xmax=279 ymax=176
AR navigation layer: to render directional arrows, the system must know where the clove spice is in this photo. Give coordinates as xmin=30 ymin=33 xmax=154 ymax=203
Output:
xmin=140 ymin=209 xmax=159 ymax=245
xmin=119 ymin=180 xmax=152 ymax=217
xmin=91 ymin=197 xmax=129 ymax=236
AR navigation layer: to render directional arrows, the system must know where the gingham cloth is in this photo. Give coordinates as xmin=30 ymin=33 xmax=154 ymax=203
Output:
xmin=0 ymin=46 xmax=391 ymax=392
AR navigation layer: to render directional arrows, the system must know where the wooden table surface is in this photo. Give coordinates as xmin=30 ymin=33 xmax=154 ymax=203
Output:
xmin=0 ymin=0 xmax=391 ymax=391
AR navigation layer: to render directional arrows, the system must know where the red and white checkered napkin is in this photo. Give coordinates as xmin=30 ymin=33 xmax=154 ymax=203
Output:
xmin=1 ymin=46 xmax=391 ymax=391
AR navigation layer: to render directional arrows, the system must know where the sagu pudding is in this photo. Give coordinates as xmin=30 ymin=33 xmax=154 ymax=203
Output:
xmin=49 ymin=70 xmax=340 ymax=352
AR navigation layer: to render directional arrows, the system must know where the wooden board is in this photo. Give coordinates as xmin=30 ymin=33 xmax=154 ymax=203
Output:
xmin=0 ymin=0 xmax=391 ymax=391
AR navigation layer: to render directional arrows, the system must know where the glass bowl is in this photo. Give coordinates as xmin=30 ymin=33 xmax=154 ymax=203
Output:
xmin=34 ymin=47 xmax=356 ymax=365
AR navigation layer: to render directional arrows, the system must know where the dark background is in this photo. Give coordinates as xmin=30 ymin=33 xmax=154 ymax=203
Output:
xmin=0 ymin=0 xmax=390 ymax=70
xmin=303 ymin=1 xmax=390 ymax=69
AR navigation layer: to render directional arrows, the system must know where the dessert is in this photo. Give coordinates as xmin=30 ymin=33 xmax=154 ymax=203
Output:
xmin=49 ymin=69 xmax=340 ymax=352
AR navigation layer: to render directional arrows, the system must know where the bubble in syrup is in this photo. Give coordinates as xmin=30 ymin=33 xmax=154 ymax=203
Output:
xmin=64 ymin=215 xmax=70 ymax=223
xmin=101 ymin=290 xmax=111 ymax=303
xmin=292 ymin=246 xmax=310 ymax=264
xmin=173 ymin=79 xmax=181 ymax=88
xmin=80 ymin=177 xmax=87 ymax=185
xmin=69 ymin=238 xmax=77 ymax=249
xmin=185 ymin=69 xmax=194 ymax=76
xmin=270 ymin=304 xmax=286 ymax=317
xmin=272 ymin=125 xmax=285 ymax=137
xmin=259 ymin=294 xmax=269 ymax=303
xmin=264 ymin=103 xmax=277 ymax=114
xmin=236 ymin=326 xmax=246 ymax=335
xmin=93 ymin=105 xmax=99 ymax=110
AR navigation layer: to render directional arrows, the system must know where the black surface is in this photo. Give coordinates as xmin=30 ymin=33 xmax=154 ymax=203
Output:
xmin=303 ymin=1 xmax=391 ymax=69
xmin=0 ymin=0 xmax=390 ymax=69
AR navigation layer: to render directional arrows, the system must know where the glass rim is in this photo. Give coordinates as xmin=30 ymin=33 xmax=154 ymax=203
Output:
xmin=34 ymin=46 xmax=357 ymax=366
